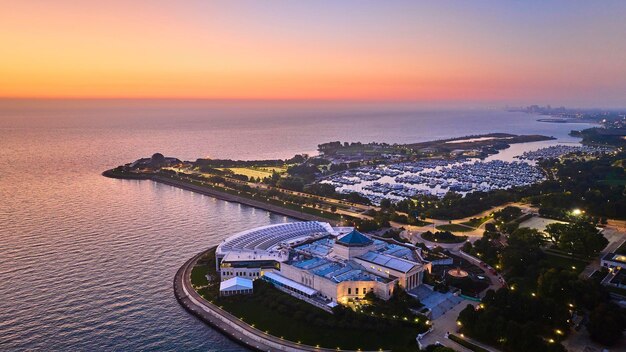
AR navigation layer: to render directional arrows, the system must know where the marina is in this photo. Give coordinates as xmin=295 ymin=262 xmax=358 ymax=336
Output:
xmin=322 ymin=158 xmax=546 ymax=204
xmin=322 ymin=142 xmax=614 ymax=205
xmin=516 ymin=144 xmax=613 ymax=161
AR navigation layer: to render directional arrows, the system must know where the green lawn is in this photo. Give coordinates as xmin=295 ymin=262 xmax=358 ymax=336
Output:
xmin=461 ymin=216 xmax=491 ymax=228
xmin=214 ymin=281 xmax=424 ymax=351
xmin=190 ymin=265 xmax=209 ymax=286
xmin=435 ymin=224 xmax=474 ymax=232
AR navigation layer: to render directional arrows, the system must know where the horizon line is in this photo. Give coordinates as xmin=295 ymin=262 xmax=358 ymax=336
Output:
xmin=1 ymin=96 xmax=624 ymax=110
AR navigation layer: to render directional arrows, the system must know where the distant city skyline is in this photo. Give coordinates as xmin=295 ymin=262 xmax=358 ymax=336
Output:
xmin=1 ymin=1 xmax=625 ymax=107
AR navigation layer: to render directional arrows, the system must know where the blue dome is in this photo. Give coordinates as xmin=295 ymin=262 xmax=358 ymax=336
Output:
xmin=336 ymin=229 xmax=373 ymax=247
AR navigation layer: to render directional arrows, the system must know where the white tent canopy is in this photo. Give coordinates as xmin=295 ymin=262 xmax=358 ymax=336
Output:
xmin=219 ymin=277 xmax=253 ymax=296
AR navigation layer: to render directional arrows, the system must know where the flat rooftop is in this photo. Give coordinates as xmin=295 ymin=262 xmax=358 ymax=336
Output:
xmin=289 ymin=256 xmax=391 ymax=283
xmin=358 ymin=251 xmax=419 ymax=273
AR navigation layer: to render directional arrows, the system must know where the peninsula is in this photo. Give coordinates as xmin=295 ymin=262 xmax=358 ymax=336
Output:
xmin=104 ymin=132 xmax=626 ymax=351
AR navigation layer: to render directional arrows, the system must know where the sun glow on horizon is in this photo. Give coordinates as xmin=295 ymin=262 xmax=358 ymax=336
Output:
xmin=1 ymin=1 xmax=625 ymax=106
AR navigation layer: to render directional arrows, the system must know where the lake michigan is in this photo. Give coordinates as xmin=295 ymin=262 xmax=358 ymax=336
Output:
xmin=0 ymin=100 xmax=595 ymax=351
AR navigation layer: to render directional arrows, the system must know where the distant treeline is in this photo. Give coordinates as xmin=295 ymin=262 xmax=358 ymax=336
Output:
xmin=194 ymin=154 xmax=306 ymax=168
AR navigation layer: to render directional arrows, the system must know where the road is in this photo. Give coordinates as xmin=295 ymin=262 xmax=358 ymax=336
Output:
xmin=418 ymin=302 xmax=501 ymax=352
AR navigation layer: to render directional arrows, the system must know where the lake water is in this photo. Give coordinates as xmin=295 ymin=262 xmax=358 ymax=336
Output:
xmin=0 ymin=100 xmax=595 ymax=351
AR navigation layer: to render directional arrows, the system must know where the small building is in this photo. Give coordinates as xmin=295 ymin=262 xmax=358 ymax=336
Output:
xmin=601 ymin=253 xmax=626 ymax=270
xmin=219 ymin=277 xmax=253 ymax=296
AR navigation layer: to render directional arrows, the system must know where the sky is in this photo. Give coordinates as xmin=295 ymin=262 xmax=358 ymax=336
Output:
xmin=1 ymin=1 xmax=625 ymax=107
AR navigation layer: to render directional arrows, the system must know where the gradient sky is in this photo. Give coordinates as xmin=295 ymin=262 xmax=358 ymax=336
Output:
xmin=1 ymin=1 xmax=625 ymax=106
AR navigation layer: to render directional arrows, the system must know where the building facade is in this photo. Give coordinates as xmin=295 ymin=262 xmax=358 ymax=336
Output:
xmin=215 ymin=221 xmax=430 ymax=306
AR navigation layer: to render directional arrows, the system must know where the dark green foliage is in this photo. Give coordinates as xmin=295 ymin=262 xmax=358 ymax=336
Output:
xmin=337 ymin=191 xmax=372 ymax=205
xmin=286 ymin=164 xmax=319 ymax=181
xmin=587 ymin=303 xmax=626 ymax=346
xmin=277 ymin=177 xmax=305 ymax=192
xmin=545 ymin=221 xmax=608 ymax=258
xmin=304 ymin=183 xmax=336 ymax=197
xmin=500 ymin=228 xmax=545 ymax=280
xmin=361 ymin=284 xmax=423 ymax=319
xmin=458 ymin=289 xmax=569 ymax=352
xmin=493 ymin=206 xmax=522 ymax=223
xmin=421 ymin=230 xmax=467 ymax=243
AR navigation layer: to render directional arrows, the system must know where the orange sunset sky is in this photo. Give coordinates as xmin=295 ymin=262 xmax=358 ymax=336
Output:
xmin=1 ymin=1 xmax=625 ymax=106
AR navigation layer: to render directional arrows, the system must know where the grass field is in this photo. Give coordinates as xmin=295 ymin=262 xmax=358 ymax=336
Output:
xmin=257 ymin=166 xmax=287 ymax=173
xmin=461 ymin=216 xmax=491 ymax=228
xmin=435 ymin=224 xmax=474 ymax=232
xmin=215 ymin=281 xmax=423 ymax=351
xmin=191 ymin=263 xmax=209 ymax=286
xmin=218 ymin=167 xmax=274 ymax=179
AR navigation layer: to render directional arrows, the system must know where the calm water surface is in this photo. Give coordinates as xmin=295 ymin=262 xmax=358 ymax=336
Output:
xmin=0 ymin=101 xmax=594 ymax=351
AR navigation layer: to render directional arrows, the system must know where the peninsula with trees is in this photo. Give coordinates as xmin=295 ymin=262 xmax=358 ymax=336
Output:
xmin=104 ymin=132 xmax=626 ymax=351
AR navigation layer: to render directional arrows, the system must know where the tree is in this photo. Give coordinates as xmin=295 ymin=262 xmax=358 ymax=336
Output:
xmin=556 ymin=221 xmax=608 ymax=257
xmin=330 ymin=205 xmax=337 ymax=213
xmin=304 ymin=183 xmax=336 ymax=197
xmin=500 ymin=228 xmax=545 ymax=278
xmin=537 ymin=268 xmax=577 ymax=300
xmin=587 ymin=303 xmax=625 ymax=346
xmin=545 ymin=222 xmax=568 ymax=247
xmin=277 ymin=177 xmax=305 ymax=192
xmin=379 ymin=198 xmax=392 ymax=209
xmin=493 ymin=206 xmax=522 ymax=223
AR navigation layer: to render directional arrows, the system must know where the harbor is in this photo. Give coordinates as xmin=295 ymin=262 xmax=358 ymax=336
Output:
xmin=320 ymin=143 xmax=612 ymax=205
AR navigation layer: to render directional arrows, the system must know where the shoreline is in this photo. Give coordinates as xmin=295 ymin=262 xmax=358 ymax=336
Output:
xmin=103 ymin=171 xmax=337 ymax=224
xmin=174 ymin=247 xmax=387 ymax=352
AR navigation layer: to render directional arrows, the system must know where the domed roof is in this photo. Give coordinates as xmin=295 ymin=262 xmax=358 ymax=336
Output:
xmin=336 ymin=229 xmax=373 ymax=247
